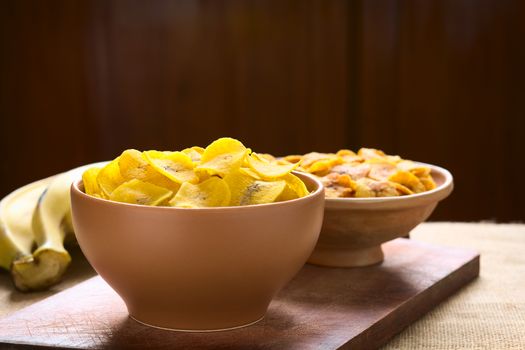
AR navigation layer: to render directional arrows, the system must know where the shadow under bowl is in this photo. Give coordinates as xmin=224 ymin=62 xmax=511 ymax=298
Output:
xmin=307 ymin=163 xmax=453 ymax=267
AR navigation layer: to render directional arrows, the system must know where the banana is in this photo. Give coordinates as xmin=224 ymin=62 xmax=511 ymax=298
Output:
xmin=3 ymin=162 xmax=107 ymax=291
xmin=0 ymin=176 xmax=56 ymax=277
xmin=11 ymin=164 xmax=105 ymax=291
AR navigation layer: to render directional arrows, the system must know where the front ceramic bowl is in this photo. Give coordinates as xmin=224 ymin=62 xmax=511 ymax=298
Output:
xmin=307 ymin=163 xmax=453 ymax=268
xmin=71 ymin=172 xmax=324 ymax=331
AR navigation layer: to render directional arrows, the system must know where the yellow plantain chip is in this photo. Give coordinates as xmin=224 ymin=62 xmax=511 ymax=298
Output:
xmin=368 ymin=161 xmax=397 ymax=181
xmin=279 ymin=146 xmax=438 ymax=198
xmin=386 ymin=155 xmax=402 ymax=163
xmin=277 ymin=173 xmax=310 ymax=201
xmin=371 ymin=180 xmax=402 ymax=197
xmin=354 ymin=179 xmax=376 ymax=198
xmin=239 ymin=167 xmax=262 ymax=180
xmin=97 ymin=158 xmax=125 ymax=197
xmin=182 ymin=146 xmax=204 ymax=163
xmin=320 ymin=173 xmax=355 ymax=198
xmin=144 ymin=150 xmax=198 ymax=184
xmin=331 ymin=163 xmax=370 ymax=180
xmin=191 ymin=146 xmax=205 ymax=154
xmin=323 ymin=186 xmax=353 ymax=198
xmin=419 ymin=174 xmax=437 ymax=191
xmin=282 ymin=155 xmax=302 ymax=164
xmin=82 ymin=167 xmax=103 ymax=197
xmin=388 ymin=170 xmax=426 ymax=193
xmin=300 ymin=152 xmax=342 ymax=170
xmin=355 ymin=178 xmax=399 ymax=197
xmin=336 ymin=149 xmax=357 ymax=157
xmin=224 ymin=171 xmax=286 ymax=206
xmin=169 ymin=176 xmax=230 ymax=208
xmin=309 ymin=160 xmax=342 ymax=176
xmin=336 ymin=174 xmax=356 ymax=189
xmin=283 ymin=173 xmax=309 ymax=197
xmin=365 ymin=157 xmax=397 ymax=165
xmin=393 ymin=182 xmax=414 ymax=195
xmin=411 ymin=167 xmax=431 ymax=177
xmin=119 ymin=149 xmax=151 ymax=180
xmin=195 ymin=137 xmax=248 ymax=177
xmin=300 ymin=152 xmax=343 ymax=175
xmin=119 ymin=149 xmax=182 ymax=192
xmin=397 ymin=160 xmax=431 ymax=177
xmin=246 ymin=152 xmax=299 ymax=179
xmin=357 ymin=148 xmax=387 ymax=160
xmin=110 ymin=179 xmax=173 ymax=206
xmin=277 ymin=185 xmax=300 ymax=201
xmin=258 ymin=153 xmax=277 ymax=162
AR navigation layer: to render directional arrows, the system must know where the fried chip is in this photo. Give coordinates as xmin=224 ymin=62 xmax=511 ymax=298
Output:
xmin=110 ymin=179 xmax=173 ymax=206
xmin=191 ymin=146 xmax=205 ymax=154
xmin=238 ymin=167 xmax=262 ymax=180
xmin=368 ymin=161 xmax=397 ymax=181
xmin=300 ymin=152 xmax=342 ymax=172
xmin=97 ymin=158 xmax=125 ymax=197
xmin=336 ymin=174 xmax=356 ymax=189
xmin=119 ymin=149 xmax=180 ymax=192
xmin=83 ymin=138 xmax=311 ymax=206
xmin=388 ymin=171 xmax=426 ymax=193
xmin=281 ymin=147 xmax=436 ymax=198
xmin=354 ymin=179 xmax=376 ymax=198
xmin=277 ymin=173 xmax=309 ymax=201
xmin=224 ymin=171 xmax=286 ymax=206
xmin=370 ymin=180 xmax=403 ymax=197
xmin=119 ymin=149 xmax=150 ymax=180
xmin=357 ymin=148 xmax=387 ymax=160
xmin=331 ymin=163 xmax=370 ymax=180
xmin=196 ymin=137 xmax=248 ymax=177
xmin=397 ymin=160 xmax=431 ymax=177
xmin=82 ymin=167 xmax=103 ymax=197
xmin=320 ymin=173 xmax=355 ymax=198
xmin=307 ymin=159 xmax=341 ymax=176
xmin=144 ymin=150 xmax=198 ymax=184
xmin=246 ymin=152 xmax=299 ymax=179
xmin=182 ymin=146 xmax=204 ymax=163
xmin=386 ymin=155 xmax=402 ymax=163
xmin=282 ymin=155 xmax=302 ymax=164
xmin=419 ymin=174 xmax=437 ymax=191
xmin=336 ymin=149 xmax=363 ymax=163
xmin=336 ymin=149 xmax=355 ymax=157
xmin=257 ymin=153 xmax=277 ymax=162
xmin=169 ymin=176 xmax=230 ymax=208
xmin=393 ymin=182 xmax=414 ymax=195
xmin=355 ymin=178 xmax=400 ymax=197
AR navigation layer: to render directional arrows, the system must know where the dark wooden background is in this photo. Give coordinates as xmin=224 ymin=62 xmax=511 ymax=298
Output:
xmin=1 ymin=0 xmax=524 ymax=221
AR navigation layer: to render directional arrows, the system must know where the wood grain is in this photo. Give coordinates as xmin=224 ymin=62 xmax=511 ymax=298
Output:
xmin=1 ymin=0 xmax=523 ymax=221
xmin=354 ymin=0 xmax=525 ymax=221
xmin=0 ymin=238 xmax=479 ymax=349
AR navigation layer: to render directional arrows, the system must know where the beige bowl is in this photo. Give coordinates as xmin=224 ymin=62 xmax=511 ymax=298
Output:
xmin=307 ymin=163 xmax=453 ymax=268
xmin=71 ymin=172 xmax=324 ymax=331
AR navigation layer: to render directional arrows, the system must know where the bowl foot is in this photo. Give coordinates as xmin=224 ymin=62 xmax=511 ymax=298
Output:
xmin=128 ymin=312 xmax=265 ymax=333
xmin=308 ymin=245 xmax=384 ymax=267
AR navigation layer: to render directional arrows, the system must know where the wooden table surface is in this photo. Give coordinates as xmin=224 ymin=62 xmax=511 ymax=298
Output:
xmin=0 ymin=222 xmax=524 ymax=349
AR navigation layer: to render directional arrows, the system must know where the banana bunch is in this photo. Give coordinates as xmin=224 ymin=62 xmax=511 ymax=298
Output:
xmin=0 ymin=163 xmax=104 ymax=291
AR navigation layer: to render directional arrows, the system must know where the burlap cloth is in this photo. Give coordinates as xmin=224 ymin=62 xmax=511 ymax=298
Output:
xmin=383 ymin=222 xmax=525 ymax=350
xmin=1 ymin=222 xmax=524 ymax=349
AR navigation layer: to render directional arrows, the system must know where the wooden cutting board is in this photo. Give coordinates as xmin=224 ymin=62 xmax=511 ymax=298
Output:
xmin=0 ymin=238 xmax=479 ymax=349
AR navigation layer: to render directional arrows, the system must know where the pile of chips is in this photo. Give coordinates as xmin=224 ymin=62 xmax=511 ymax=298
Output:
xmin=82 ymin=138 xmax=309 ymax=208
xmin=279 ymin=148 xmax=436 ymax=198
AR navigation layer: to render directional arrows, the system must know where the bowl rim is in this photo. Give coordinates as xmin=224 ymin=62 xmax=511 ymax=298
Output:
xmin=71 ymin=170 xmax=324 ymax=212
xmin=323 ymin=162 xmax=453 ymax=209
